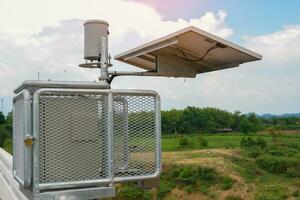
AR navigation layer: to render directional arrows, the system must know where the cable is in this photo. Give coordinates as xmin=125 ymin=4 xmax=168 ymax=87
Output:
xmin=178 ymin=43 xmax=223 ymax=63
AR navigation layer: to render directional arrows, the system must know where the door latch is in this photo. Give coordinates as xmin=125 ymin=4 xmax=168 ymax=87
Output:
xmin=24 ymin=136 xmax=35 ymax=147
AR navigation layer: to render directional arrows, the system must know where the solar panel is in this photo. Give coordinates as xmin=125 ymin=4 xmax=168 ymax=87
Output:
xmin=115 ymin=26 xmax=262 ymax=78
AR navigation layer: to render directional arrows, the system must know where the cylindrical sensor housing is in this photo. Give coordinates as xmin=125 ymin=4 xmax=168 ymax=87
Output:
xmin=84 ymin=20 xmax=109 ymax=61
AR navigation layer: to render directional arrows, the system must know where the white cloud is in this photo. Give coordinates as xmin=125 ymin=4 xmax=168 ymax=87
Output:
xmin=182 ymin=25 xmax=300 ymax=114
xmin=0 ymin=0 xmax=299 ymax=115
xmin=0 ymin=0 xmax=234 ymax=114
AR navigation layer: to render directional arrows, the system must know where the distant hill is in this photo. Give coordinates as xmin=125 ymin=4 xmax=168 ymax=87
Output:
xmin=256 ymin=113 xmax=300 ymax=119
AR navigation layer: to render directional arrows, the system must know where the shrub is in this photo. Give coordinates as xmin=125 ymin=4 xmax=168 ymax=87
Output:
xmin=240 ymin=137 xmax=266 ymax=149
xmin=225 ymin=194 xmax=243 ymax=200
xmin=292 ymin=190 xmax=299 ymax=197
xmin=178 ymin=166 xmax=196 ymax=185
xmin=221 ymin=176 xmax=235 ymax=190
xmin=170 ymin=167 xmax=181 ymax=179
xmin=158 ymin=181 xmax=174 ymax=200
xmin=256 ymin=154 xmax=300 ymax=176
xmin=117 ymin=184 xmax=152 ymax=200
xmin=240 ymin=137 xmax=254 ymax=148
xmin=243 ymin=163 xmax=260 ymax=181
xmin=255 ymin=137 xmax=267 ymax=149
xmin=286 ymin=142 xmax=300 ymax=150
xmin=185 ymin=185 xmax=195 ymax=193
xmin=0 ymin=125 xmax=9 ymax=147
xmin=266 ymin=146 xmax=297 ymax=157
xmin=255 ymin=185 xmax=288 ymax=200
xmin=178 ymin=137 xmax=192 ymax=149
xmin=198 ymin=166 xmax=218 ymax=181
xmin=198 ymin=136 xmax=208 ymax=148
xmin=247 ymin=147 xmax=263 ymax=158
xmin=225 ymin=142 xmax=235 ymax=149
xmin=3 ymin=138 xmax=12 ymax=154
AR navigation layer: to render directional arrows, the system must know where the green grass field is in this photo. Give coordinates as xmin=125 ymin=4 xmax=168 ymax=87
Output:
xmin=112 ymin=131 xmax=300 ymax=200
xmin=162 ymin=132 xmax=300 ymax=151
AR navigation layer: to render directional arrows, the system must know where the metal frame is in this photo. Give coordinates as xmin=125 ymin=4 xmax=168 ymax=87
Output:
xmin=113 ymin=96 xmax=129 ymax=172
xmin=30 ymin=88 xmax=161 ymax=192
xmin=13 ymin=89 xmax=32 ymax=188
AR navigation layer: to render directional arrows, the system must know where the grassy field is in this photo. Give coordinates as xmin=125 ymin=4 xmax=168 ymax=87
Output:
xmin=112 ymin=131 xmax=300 ymax=200
xmin=3 ymin=130 xmax=300 ymax=200
xmin=162 ymin=131 xmax=300 ymax=151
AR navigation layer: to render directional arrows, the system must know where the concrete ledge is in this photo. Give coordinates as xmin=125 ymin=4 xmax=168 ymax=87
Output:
xmin=0 ymin=148 xmax=29 ymax=200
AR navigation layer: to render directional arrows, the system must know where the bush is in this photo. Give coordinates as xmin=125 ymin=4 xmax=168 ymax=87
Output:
xmin=158 ymin=181 xmax=174 ymax=200
xmin=255 ymin=185 xmax=288 ymax=200
xmin=117 ymin=184 xmax=152 ymax=200
xmin=292 ymin=190 xmax=300 ymax=197
xmin=247 ymin=147 xmax=263 ymax=158
xmin=177 ymin=166 xmax=196 ymax=185
xmin=286 ymin=142 xmax=300 ymax=150
xmin=240 ymin=137 xmax=266 ymax=149
xmin=3 ymin=138 xmax=12 ymax=154
xmin=225 ymin=142 xmax=235 ymax=149
xmin=243 ymin=163 xmax=260 ymax=181
xmin=256 ymin=137 xmax=267 ymax=149
xmin=256 ymin=154 xmax=300 ymax=176
xmin=0 ymin=125 xmax=9 ymax=147
xmin=198 ymin=136 xmax=208 ymax=148
xmin=225 ymin=194 xmax=243 ymax=200
xmin=198 ymin=166 xmax=218 ymax=181
xmin=178 ymin=137 xmax=192 ymax=149
xmin=221 ymin=176 xmax=235 ymax=190
xmin=266 ymin=146 xmax=297 ymax=157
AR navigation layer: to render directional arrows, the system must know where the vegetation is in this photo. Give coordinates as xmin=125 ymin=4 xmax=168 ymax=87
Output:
xmin=2 ymin=107 xmax=300 ymax=199
xmin=0 ymin=111 xmax=12 ymax=153
xmin=162 ymin=107 xmax=300 ymax=134
xmin=114 ymin=183 xmax=152 ymax=200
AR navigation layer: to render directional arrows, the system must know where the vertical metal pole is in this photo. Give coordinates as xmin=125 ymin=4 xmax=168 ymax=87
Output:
xmin=99 ymin=36 xmax=109 ymax=85
xmin=32 ymin=92 xmax=40 ymax=194
xmin=107 ymin=93 xmax=114 ymax=186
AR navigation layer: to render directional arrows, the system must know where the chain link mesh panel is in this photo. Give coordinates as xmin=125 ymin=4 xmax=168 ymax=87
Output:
xmin=13 ymin=94 xmax=25 ymax=182
xmin=36 ymin=90 xmax=160 ymax=187
xmin=113 ymin=94 xmax=159 ymax=178
xmin=39 ymin=93 xmax=109 ymax=184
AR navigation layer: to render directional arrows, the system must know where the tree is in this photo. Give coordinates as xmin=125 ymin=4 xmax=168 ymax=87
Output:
xmin=0 ymin=125 xmax=9 ymax=147
xmin=248 ymin=113 xmax=259 ymax=132
xmin=239 ymin=117 xmax=252 ymax=133
xmin=0 ymin=112 xmax=5 ymax=124
xmin=161 ymin=109 xmax=182 ymax=134
xmin=5 ymin=112 xmax=12 ymax=125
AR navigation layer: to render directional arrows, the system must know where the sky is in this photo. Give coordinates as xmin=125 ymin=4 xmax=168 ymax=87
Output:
xmin=0 ymin=0 xmax=299 ymax=115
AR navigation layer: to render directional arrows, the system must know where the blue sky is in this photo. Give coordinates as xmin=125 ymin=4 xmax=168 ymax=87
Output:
xmin=0 ymin=0 xmax=299 ymax=115
xmin=136 ymin=0 xmax=300 ymax=41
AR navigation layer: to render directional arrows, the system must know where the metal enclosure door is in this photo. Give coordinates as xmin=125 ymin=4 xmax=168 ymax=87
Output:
xmin=113 ymin=92 xmax=161 ymax=182
xmin=33 ymin=89 xmax=111 ymax=191
xmin=32 ymin=89 xmax=161 ymax=191
xmin=13 ymin=90 xmax=32 ymax=188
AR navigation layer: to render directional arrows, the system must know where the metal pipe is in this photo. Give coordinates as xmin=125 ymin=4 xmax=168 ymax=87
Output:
xmin=108 ymin=71 xmax=160 ymax=84
xmin=109 ymin=71 xmax=159 ymax=77
xmin=99 ymin=36 xmax=109 ymax=83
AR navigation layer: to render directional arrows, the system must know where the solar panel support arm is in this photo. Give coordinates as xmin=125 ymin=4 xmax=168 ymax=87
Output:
xmin=108 ymin=71 xmax=160 ymax=84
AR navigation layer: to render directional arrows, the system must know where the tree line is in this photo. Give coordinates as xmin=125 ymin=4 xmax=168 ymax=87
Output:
xmin=1 ymin=107 xmax=300 ymax=149
xmin=162 ymin=107 xmax=300 ymax=134
xmin=0 ymin=111 xmax=12 ymax=149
